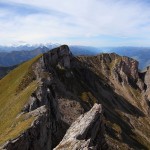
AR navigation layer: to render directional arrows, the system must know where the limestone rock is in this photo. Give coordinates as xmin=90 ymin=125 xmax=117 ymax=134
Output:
xmin=54 ymin=104 xmax=108 ymax=150
xmin=97 ymin=53 xmax=140 ymax=88
xmin=43 ymin=45 xmax=72 ymax=69
xmin=1 ymin=106 xmax=51 ymax=150
xmin=2 ymin=45 xmax=150 ymax=150
xmin=145 ymin=66 xmax=150 ymax=95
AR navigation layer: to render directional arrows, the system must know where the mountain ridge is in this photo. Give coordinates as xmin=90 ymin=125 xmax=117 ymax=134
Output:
xmin=0 ymin=45 xmax=150 ymax=149
xmin=0 ymin=45 xmax=150 ymax=70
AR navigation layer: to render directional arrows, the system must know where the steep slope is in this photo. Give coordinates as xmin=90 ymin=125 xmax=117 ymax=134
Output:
xmin=0 ymin=54 xmax=42 ymax=146
xmin=0 ymin=45 xmax=83 ymax=150
xmin=55 ymin=52 xmax=150 ymax=149
xmin=54 ymin=104 xmax=107 ymax=150
xmin=0 ymin=45 xmax=150 ymax=150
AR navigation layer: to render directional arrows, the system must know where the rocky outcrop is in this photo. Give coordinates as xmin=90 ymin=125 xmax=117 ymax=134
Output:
xmin=1 ymin=45 xmax=84 ymax=150
xmin=54 ymin=104 xmax=108 ymax=150
xmin=100 ymin=53 xmax=142 ymax=87
xmin=1 ymin=45 xmax=150 ymax=150
xmin=43 ymin=45 xmax=72 ymax=69
xmin=1 ymin=106 xmax=51 ymax=150
xmin=145 ymin=67 xmax=150 ymax=95
xmin=143 ymin=66 xmax=150 ymax=114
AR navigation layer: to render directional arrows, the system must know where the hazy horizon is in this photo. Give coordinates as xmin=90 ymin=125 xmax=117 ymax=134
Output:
xmin=2 ymin=43 xmax=150 ymax=48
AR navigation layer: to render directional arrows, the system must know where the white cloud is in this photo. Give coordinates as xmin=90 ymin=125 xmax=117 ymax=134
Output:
xmin=1 ymin=0 xmax=150 ymax=46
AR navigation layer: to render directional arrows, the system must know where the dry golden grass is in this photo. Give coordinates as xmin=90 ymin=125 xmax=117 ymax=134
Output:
xmin=0 ymin=54 xmax=42 ymax=145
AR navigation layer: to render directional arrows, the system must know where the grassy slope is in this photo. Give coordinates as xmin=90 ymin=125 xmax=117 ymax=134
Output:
xmin=0 ymin=54 xmax=42 ymax=145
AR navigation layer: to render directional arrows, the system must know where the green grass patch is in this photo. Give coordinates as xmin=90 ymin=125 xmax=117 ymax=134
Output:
xmin=0 ymin=115 xmax=35 ymax=145
xmin=0 ymin=54 xmax=42 ymax=145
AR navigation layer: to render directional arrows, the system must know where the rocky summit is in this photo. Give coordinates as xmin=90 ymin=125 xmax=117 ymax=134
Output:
xmin=0 ymin=45 xmax=150 ymax=150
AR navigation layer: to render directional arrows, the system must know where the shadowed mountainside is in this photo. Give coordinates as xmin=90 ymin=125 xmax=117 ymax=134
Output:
xmin=0 ymin=65 xmax=16 ymax=79
xmin=0 ymin=45 xmax=150 ymax=150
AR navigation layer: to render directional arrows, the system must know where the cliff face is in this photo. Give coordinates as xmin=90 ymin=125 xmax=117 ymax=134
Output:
xmin=1 ymin=45 xmax=150 ymax=150
xmin=2 ymin=106 xmax=51 ymax=150
xmin=54 ymin=104 xmax=107 ymax=150
xmin=145 ymin=67 xmax=150 ymax=96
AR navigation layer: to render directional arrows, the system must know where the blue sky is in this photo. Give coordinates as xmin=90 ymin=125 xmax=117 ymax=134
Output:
xmin=1 ymin=0 xmax=150 ymax=46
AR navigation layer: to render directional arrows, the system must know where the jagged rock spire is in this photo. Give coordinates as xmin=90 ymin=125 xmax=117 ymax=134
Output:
xmin=54 ymin=104 xmax=108 ymax=150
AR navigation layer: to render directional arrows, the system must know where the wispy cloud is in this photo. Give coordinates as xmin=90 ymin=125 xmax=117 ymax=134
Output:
xmin=1 ymin=0 xmax=150 ymax=46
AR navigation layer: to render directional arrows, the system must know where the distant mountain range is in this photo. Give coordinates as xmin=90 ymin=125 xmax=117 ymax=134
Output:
xmin=0 ymin=45 xmax=149 ymax=70
xmin=0 ymin=46 xmax=49 ymax=67
xmin=0 ymin=65 xmax=16 ymax=79
xmin=0 ymin=43 xmax=59 ymax=52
